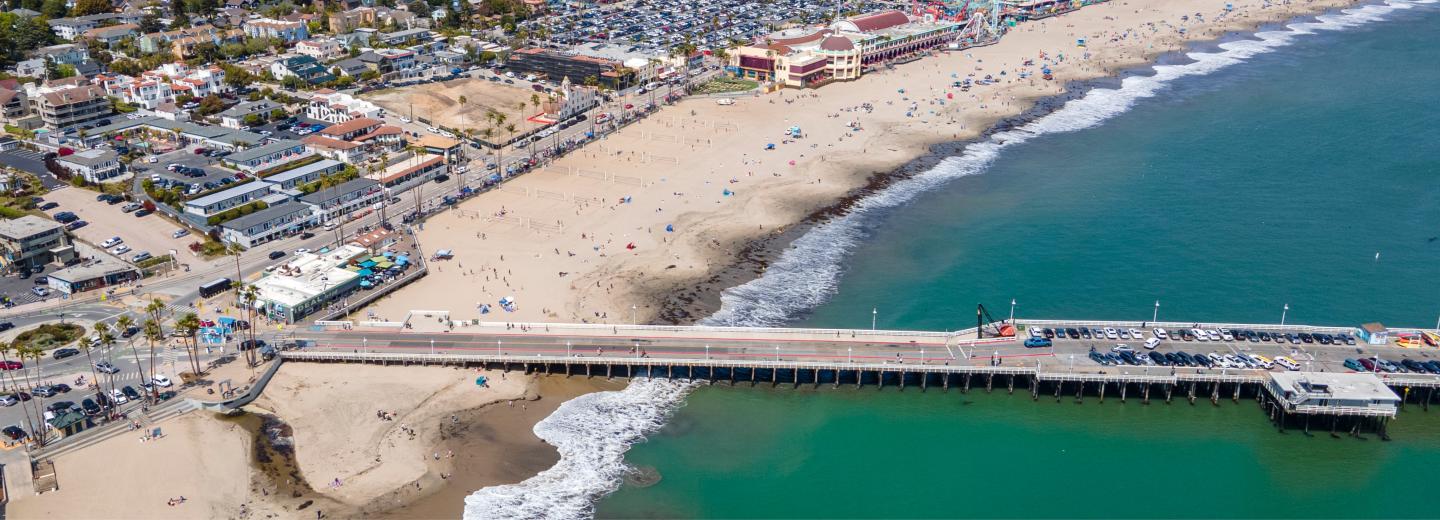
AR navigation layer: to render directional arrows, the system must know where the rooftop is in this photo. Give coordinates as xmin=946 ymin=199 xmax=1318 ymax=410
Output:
xmin=220 ymin=200 xmax=311 ymax=232
xmin=57 ymin=148 xmax=118 ymax=167
xmin=0 ymin=215 xmax=63 ymax=239
xmin=299 ymin=178 xmax=380 ymax=205
xmin=1269 ymin=371 xmax=1401 ymax=403
xmin=185 ymin=180 xmax=273 ymax=208
xmin=47 ymin=254 xmax=138 ymax=283
xmin=226 ymin=139 xmax=305 ymax=164
xmin=253 ymin=244 xmax=367 ymax=307
xmin=265 ymin=158 xmax=343 ymax=184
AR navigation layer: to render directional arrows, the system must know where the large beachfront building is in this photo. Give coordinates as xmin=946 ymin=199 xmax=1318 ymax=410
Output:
xmin=729 ymin=10 xmax=961 ymax=88
xmin=251 ymin=244 xmax=368 ymax=323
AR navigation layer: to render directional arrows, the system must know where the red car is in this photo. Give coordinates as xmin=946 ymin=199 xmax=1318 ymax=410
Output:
xmin=0 ymin=360 xmax=23 ymax=370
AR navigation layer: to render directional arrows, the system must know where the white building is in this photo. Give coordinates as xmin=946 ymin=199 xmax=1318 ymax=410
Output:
xmin=304 ymin=89 xmax=383 ymax=124
xmin=55 ymin=148 xmax=124 ymax=183
xmin=251 ymin=244 xmax=368 ymax=323
xmin=94 ymin=63 xmax=228 ymax=110
xmin=543 ymin=77 xmax=598 ymax=121
xmin=295 ymin=38 xmax=346 ymax=62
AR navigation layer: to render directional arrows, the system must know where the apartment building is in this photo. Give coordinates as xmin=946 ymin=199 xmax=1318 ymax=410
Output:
xmin=244 ymin=18 xmax=309 ymax=43
xmin=0 ymin=216 xmax=72 ymax=274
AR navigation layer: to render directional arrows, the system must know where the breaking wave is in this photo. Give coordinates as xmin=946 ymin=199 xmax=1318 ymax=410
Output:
xmin=703 ymin=0 xmax=1421 ymax=328
xmin=462 ymin=2 xmax=1423 ymax=518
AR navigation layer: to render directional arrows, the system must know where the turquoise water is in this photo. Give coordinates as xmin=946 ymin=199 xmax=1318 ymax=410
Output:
xmin=596 ymin=3 xmax=1440 ymax=518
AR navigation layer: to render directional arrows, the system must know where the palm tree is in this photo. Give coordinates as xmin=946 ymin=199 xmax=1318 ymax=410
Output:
xmin=176 ymin=313 xmax=202 ymax=378
xmin=118 ymin=315 xmax=149 ymax=400
xmin=226 ymin=242 xmax=244 ymax=309
xmin=142 ymin=319 xmax=163 ymax=402
xmin=457 ymin=95 xmax=468 ymax=130
xmin=0 ymin=342 xmax=39 ymax=444
xmin=17 ymin=345 xmax=48 ymax=446
xmin=239 ymin=284 xmax=260 ymax=369
xmin=85 ymin=323 xmax=109 ymax=408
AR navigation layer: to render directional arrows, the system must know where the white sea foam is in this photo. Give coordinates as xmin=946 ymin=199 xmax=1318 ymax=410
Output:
xmin=461 ymin=2 xmax=1422 ymax=518
xmin=462 ymin=378 xmax=699 ymax=519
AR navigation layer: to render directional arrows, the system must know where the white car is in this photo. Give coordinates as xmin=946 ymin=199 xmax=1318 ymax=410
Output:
xmin=1206 ymin=330 xmax=1222 ymax=341
xmin=109 ymin=388 xmax=128 ymax=404
xmin=400 ymin=117 xmax=412 ymax=123
xmin=111 ymin=245 xmax=131 ymax=255
xmin=1103 ymin=327 xmax=1119 ymax=340
xmin=1029 ymin=328 xmax=1043 ymax=339
xmin=100 ymin=237 xmax=122 ymax=248
xmin=151 ymin=375 xmax=172 ymax=387
xmin=1117 ymin=328 xmax=1131 ymax=340
xmin=1112 ymin=344 xmax=1134 ymax=353
xmin=1274 ymin=356 xmax=1301 ymax=371
xmin=1208 ymin=352 xmax=1227 ymax=367
xmin=1128 ymin=328 xmax=1144 ymax=339
xmin=1191 ymin=328 xmax=1209 ymax=341
xmin=1152 ymin=328 xmax=1169 ymax=340
xmin=294 ymin=248 xmax=310 ymax=254
xmin=1143 ymin=338 xmax=1161 ymax=350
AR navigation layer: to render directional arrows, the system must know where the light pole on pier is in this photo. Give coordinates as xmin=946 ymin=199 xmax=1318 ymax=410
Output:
xmin=1281 ymin=304 xmax=1289 ymax=326
xmin=871 ymin=308 xmax=877 ymax=331
xmin=631 ymin=305 xmax=637 ymax=325
xmin=1153 ymin=300 xmax=1160 ymax=323
xmin=775 ymin=346 xmax=780 ymax=362
xmin=430 ymin=339 xmax=434 ymax=355
xmin=705 ymin=344 xmax=709 ymax=360
xmin=497 ymin=339 xmax=501 ymax=356
xmin=1009 ymin=299 xmax=1016 ymax=324
xmin=567 ymin=341 xmax=571 ymax=358
xmin=920 ymin=348 xmax=925 ymax=365
xmin=363 ymin=337 xmax=367 ymax=353
xmin=848 ymin=347 xmax=852 ymax=364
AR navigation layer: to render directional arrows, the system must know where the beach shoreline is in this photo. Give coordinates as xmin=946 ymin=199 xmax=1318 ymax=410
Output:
xmin=360 ymin=0 xmax=1364 ymax=332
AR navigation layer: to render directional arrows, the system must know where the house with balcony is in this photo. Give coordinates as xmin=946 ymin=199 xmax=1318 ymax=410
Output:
xmin=295 ymin=38 xmax=346 ymax=62
xmin=271 ymin=55 xmax=335 ymax=85
xmin=219 ymin=99 xmax=284 ymax=129
xmin=47 ymin=11 xmax=146 ymax=41
xmin=244 ymin=18 xmax=309 ymax=43
xmin=26 ymin=83 xmax=111 ymax=131
xmin=217 ymin=201 xmax=314 ymax=248
xmin=305 ymin=90 xmax=382 ymax=124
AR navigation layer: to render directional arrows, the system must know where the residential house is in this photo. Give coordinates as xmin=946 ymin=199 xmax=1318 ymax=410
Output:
xmin=55 ymin=148 xmax=124 ymax=183
xmin=301 ymin=134 xmax=366 ymax=163
xmin=0 ymin=84 xmax=28 ymax=124
xmin=25 ymin=83 xmax=111 ymax=131
xmin=379 ymin=28 xmax=431 ymax=47
xmin=332 ymin=58 xmax=369 ymax=78
xmin=78 ymin=24 xmax=140 ymax=47
xmin=370 ymin=153 xmax=445 ymax=189
xmin=305 ymin=90 xmax=382 ymax=124
xmin=94 ymin=63 xmax=228 ymax=110
xmin=219 ymin=99 xmax=284 ymax=129
xmin=46 ymin=11 xmax=146 ymax=41
xmin=244 ymin=18 xmax=309 ymax=43
xmin=270 ymin=55 xmax=335 ymax=85
xmin=295 ymin=39 xmax=346 ymax=62
xmin=33 ymin=44 xmax=90 ymax=67
xmin=357 ymin=49 xmax=416 ymax=76
xmin=316 ymin=117 xmax=381 ymax=141
xmin=138 ymin=25 xmax=246 ymax=60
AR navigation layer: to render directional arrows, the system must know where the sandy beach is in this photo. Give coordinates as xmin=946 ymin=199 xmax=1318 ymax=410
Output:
xmin=5 ymin=363 xmax=615 ymax=520
xmin=361 ymin=0 xmax=1360 ymax=329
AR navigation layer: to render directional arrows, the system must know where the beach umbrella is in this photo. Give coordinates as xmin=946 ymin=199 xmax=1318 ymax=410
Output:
xmin=665 ymin=224 xmax=673 ymax=232
xmin=626 ymin=242 xmax=636 ymax=250
xmin=722 ymin=188 xmax=733 ymax=196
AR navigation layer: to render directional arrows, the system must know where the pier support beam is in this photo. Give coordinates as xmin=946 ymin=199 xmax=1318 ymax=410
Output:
xmin=751 ymin=367 xmax=757 ymax=387
xmin=964 ymin=374 xmax=971 ymax=393
xmin=1188 ymin=382 xmax=1196 ymax=405
xmin=986 ymin=374 xmax=994 ymax=393
xmin=1099 ymin=381 xmax=1106 ymax=403
xmin=1075 ymin=381 xmax=1083 ymax=404
xmin=943 ymin=374 xmax=949 ymax=392
xmin=921 ymin=372 xmax=927 ymax=392
xmin=1143 ymin=383 xmax=1151 ymax=405
xmin=1165 ymin=384 xmax=1173 ymax=404
xmin=1031 ymin=377 xmax=1039 ymax=401
xmin=1234 ymin=382 xmax=1241 ymax=402
xmin=1211 ymin=382 xmax=1220 ymax=406
xmin=1121 ymin=382 xmax=1127 ymax=403
xmin=1008 ymin=375 xmax=1015 ymax=395
xmin=1055 ymin=380 xmax=1062 ymax=402
xmin=857 ymin=371 xmax=864 ymax=390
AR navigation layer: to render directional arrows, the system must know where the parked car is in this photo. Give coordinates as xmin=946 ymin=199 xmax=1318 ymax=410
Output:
xmin=109 ymin=388 xmax=128 ymax=404
xmin=2 ymin=425 xmax=26 ymax=440
xmin=94 ymin=361 xmax=120 ymax=374
xmin=31 ymin=286 xmax=48 ymax=297
xmin=80 ymin=398 xmax=101 ymax=416
xmin=47 ymin=401 xmax=75 ymax=413
xmin=0 ymin=394 xmax=17 ymax=407
xmin=131 ymin=252 xmax=152 ymax=263
xmin=100 ymin=237 xmax=123 ymax=248
xmin=38 ymin=202 xmax=58 ymax=210
xmin=151 ymin=375 xmax=173 ymax=387
xmin=0 ymin=322 xmax=13 ymax=332
xmin=122 ymin=386 xmax=141 ymax=400
xmin=0 ymin=360 xmax=18 ymax=371
xmin=173 ymin=229 xmax=190 ymax=239
xmin=134 ymin=209 xmax=153 ymax=217
xmin=121 ymin=202 xmax=142 ymax=213
xmin=238 ymin=339 xmax=266 ymax=351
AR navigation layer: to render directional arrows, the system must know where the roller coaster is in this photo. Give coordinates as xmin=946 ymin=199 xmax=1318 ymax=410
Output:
xmin=909 ymin=0 xmax=1102 ymax=45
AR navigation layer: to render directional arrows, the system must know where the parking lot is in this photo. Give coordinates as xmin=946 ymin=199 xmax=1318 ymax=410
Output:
xmin=45 ymin=186 xmax=198 ymax=267
xmin=523 ymin=0 xmax=887 ymax=53
xmin=137 ymin=148 xmax=246 ymax=190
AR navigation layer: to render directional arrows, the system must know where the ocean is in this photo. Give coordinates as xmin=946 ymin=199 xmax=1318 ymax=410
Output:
xmin=467 ymin=0 xmax=1440 ymax=517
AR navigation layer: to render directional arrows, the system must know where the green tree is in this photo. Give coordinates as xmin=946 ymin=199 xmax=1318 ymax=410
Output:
xmin=40 ymin=0 xmax=66 ymax=19
xmin=69 ymin=0 xmax=111 ymax=16
xmin=176 ymin=313 xmax=203 ymax=377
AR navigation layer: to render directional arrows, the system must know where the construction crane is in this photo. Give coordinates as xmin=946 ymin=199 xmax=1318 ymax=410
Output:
xmin=976 ymin=303 xmax=1016 ymax=339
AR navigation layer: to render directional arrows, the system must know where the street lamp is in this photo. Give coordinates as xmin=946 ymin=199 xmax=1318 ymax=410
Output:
xmin=567 ymin=341 xmax=571 ymax=358
xmin=631 ymin=305 xmax=637 ymax=325
xmin=1009 ymin=299 xmax=1016 ymax=323
xmin=847 ymin=347 xmax=852 ymax=364
xmin=430 ymin=339 xmax=434 ymax=355
xmin=705 ymin=344 xmax=709 ymax=359
xmin=497 ymin=339 xmax=502 ymax=356
xmin=362 ymin=337 xmax=367 ymax=353
xmin=871 ymin=307 xmax=877 ymax=331
xmin=1281 ymin=303 xmax=1289 ymax=326
xmin=775 ymin=345 xmax=779 ymax=362
xmin=1153 ymin=300 xmax=1160 ymax=323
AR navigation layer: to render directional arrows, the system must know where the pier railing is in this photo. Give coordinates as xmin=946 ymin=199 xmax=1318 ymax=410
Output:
xmin=1014 ymin=319 xmax=1357 ymax=335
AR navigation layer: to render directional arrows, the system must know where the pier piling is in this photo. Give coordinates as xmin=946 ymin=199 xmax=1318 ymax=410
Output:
xmin=1075 ymin=381 xmax=1083 ymax=404
xmin=1165 ymin=384 xmax=1173 ymax=404
xmin=986 ymin=374 xmax=993 ymax=393
xmin=1008 ymin=375 xmax=1015 ymax=395
xmin=1188 ymin=382 xmax=1196 ymax=405
xmin=1121 ymin=382 xmax=1127 ymax=403
xmin=1099 ymin=381 xmax=1106 ymax=403
xmin=1143 ymin=383 xmax=1150 ymax=405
